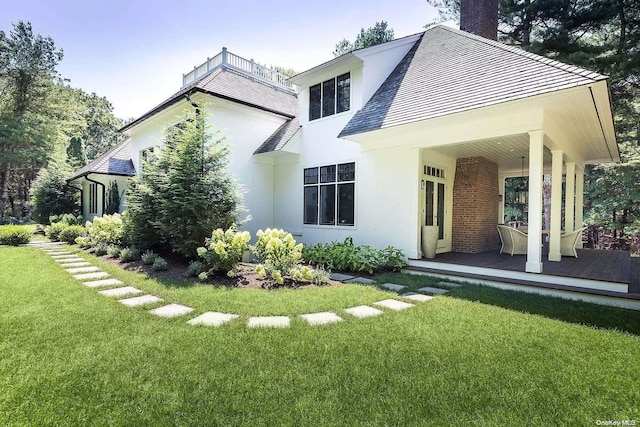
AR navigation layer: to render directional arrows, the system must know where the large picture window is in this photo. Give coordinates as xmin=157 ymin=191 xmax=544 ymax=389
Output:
xmin=309 ymin=72 xmax=350 ymax=121
xmin=303 ymin=162 xmax=355 ymax=226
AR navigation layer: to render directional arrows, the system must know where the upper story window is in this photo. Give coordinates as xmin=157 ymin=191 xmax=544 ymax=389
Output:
xmin=309 ymin=72 xmax=350 ymax=121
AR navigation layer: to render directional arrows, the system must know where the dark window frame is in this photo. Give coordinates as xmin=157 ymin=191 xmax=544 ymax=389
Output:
xmin=303 ymin=162 xmax=355 ymax=226
xmin=309 ymin=72 xmax=350 ymax=121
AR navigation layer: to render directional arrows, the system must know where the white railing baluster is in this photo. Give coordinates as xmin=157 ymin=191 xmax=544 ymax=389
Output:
xmin=180 ymin=48 xmax=293 ymax=90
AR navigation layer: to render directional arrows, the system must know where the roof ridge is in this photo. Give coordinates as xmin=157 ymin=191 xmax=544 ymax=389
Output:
xmin=435 ymin=25 xmax=607 ymax=82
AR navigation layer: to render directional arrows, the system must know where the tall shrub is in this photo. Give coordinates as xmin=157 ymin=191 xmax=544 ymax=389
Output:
xmin=30 ymin=159 xmax=79 ymax=223
xmin=125 ymin=111 xmax=242 ymax=257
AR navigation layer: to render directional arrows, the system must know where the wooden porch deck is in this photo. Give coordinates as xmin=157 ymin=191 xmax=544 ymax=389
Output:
xmin=406 ymin=249 xmax=640 ymax=306
xmin=426 ymin=249 xmax=630 ymax=284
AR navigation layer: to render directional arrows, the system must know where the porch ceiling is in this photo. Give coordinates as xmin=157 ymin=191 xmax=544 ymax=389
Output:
xmin=432 ymin=134 xmax=553 ymax=174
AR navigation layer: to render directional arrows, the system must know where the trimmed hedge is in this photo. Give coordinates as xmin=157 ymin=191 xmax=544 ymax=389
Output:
xmin=0 ymin=225 xmax=31 ymax=246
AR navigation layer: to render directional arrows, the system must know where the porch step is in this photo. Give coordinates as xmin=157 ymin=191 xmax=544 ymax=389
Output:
xmin=403 ymin=265 xmax=640 ymax=302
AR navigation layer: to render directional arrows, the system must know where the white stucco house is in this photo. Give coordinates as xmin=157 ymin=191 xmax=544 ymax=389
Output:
xmin=70 ymin=4 xmax=626 ymax=301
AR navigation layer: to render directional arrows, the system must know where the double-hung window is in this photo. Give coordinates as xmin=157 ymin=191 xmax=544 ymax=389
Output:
xmin=304 ymin=162 xmax=355 ymax=226
xmin=309 ymin=73 xmax=350 ymax=121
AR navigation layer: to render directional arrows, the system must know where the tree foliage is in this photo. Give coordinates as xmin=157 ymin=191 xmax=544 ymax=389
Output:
xmin=125 ymin=111 xmax=243 ymax=257
xmin=0 ymin=21 xmax=63 ymax=220
xmin=30 ymin=158 xmax=79 ymax=224
xmin=333 ymin=21 xmax=395 ymax=57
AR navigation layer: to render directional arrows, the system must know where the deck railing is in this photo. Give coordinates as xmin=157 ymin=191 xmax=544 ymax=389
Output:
xmin=181 ymin=48 xmax=294 ymax=90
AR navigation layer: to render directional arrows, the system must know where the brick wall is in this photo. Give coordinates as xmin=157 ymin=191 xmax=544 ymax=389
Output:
xmin=460 ymin=0 xmax=498 ymax=40
xmin=452 ymin=157 xmax=499 ymax=253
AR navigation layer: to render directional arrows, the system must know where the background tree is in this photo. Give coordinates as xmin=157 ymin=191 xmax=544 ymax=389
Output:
xmin=0 ymin=21 xmax=63 ymax=220
xmin=104 ymin=180 xmax=121 ymax=215
xmin=125 ymin=111 xmax=243 ymax=257
xmin=333 ymin=21 xmax=395 ymax=56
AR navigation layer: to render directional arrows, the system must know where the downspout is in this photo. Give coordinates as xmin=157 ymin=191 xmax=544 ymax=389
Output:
xmin=85 ymin=174 xmax=106 ymax=216
xmin=185 ymin=93 xmax=204 ymax=174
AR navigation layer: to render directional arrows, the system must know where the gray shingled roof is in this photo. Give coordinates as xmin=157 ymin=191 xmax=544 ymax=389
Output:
xmin=68 ymin=138 xmax=135 ymax=181
xmin=254 ymin=118 xmax=301 ymax=154
xmin=339 ymin=25 xmax=607 ymax=138
xmin=121 ymin=66 xmax=297 ymax=132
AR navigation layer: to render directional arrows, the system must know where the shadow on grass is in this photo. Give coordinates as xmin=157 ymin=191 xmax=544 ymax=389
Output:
xmin=374 ymin=272 xmax=640 ymax=337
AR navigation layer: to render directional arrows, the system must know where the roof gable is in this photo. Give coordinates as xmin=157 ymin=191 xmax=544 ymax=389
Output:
xmin=68 ymin=138 xmax=135 ymax=181
xmin=122 ymin=66 xmax=297 ymax=132
xmin=340 ymin=25 xmax=607 ymax=138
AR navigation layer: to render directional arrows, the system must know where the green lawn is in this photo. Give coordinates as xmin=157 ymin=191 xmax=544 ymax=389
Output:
xmin=1 ymin=245 xmax=639 ymax=426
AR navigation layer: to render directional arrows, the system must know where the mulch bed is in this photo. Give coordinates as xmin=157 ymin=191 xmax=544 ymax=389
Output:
xmin=82 ymin=247 xmax=342 ymax=290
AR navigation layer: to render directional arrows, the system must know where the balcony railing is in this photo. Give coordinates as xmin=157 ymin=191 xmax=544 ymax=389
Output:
xmin=182 ymin=48 xmax=295 ymax=90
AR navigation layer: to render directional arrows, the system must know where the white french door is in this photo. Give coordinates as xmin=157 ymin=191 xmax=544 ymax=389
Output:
xmin=424 ymin=177 xmax=446 ymax=247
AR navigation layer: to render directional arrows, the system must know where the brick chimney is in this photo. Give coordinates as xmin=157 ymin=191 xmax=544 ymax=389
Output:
xmin=460 ymin=0 xmax=498 ymax=40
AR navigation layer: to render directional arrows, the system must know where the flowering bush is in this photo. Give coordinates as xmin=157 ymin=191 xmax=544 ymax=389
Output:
xmin=59 ymin=225 xmax=86 ymax=245
xmin=85 ymin=213 xmax=125 ymax=247
xmin=251 ymin=228 xmax=327 ymax=285
xmin=196 ymin=225 xmax=250 ymax=279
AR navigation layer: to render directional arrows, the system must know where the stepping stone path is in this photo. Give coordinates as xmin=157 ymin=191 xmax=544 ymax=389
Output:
xmin=38 ymin=247 xmax=444 ymax=329
xmin=417 ymin=286 xmax=450 ymax=295
xmin=58 ymin=261 xmax=91 ymax=268
xmin=382 ymin=283 xmax=406 ymax=292
xmin=248 ymin=316 xmax=290 ymax=328
xmin=84 ymin=278 xmax=123 ymax=288
xmin=344 ymin=305 xmax=384 ymax=318
xmin=300 ymin=312 xmax=342 ymax=326
xmin=99 ymin=286 xmax=143 ymax=297
xmin=401 ymin=292 xmax=434 ymax=302
xmin=344 ymin=277 xmax=375 ymax=284
xmin=73 ymin=272 xmax=110 ymax=281
xmin=149 ymin=303 xmax=194 ymax=318
xmin=437 ymin=281 xmax=461 ymax=288
xmin=374 ymin=299 xmax=415 ymax=311
xmin=65 ymin=266 xmax=101 ymax=274
xmin=329 ymin=272 xmax=355 ymax=281
xmin=119 ymin=295 xmax=163 ymax=307
xmin=188 ymin=312 xmax=239 ymax=327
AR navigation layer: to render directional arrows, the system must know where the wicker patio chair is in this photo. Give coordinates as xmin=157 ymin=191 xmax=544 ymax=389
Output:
xmin=560 ymin=227 xmax=587 ymax=258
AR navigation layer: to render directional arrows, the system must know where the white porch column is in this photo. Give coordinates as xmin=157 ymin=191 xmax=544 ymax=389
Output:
xmin=526 ymin=130 xmax=544 ymax=273
xmin=499 ymin=175 xmax=506 ymax=224
xmin=565 ymin=162 xmax=576 ymax=232
xmin=549 ymin=149 xmax=564 ymax=261
xmin=575 ymin=165 xmax=585 ymax=248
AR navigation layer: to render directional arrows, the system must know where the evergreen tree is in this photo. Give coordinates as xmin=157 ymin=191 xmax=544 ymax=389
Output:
xmin=125 ymin=111 xmax=243 ymax=257
xmin=30 ymin=158 xmax=79 ymax=223
xmin=333 ymin=21 xmax=395 ymax=56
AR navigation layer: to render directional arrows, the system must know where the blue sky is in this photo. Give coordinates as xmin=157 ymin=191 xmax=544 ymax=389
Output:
xmin=4 ymin=1 xmax=439 ymax=119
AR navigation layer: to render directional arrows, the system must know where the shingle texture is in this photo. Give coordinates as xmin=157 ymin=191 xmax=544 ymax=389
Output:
xmin=122 ymin=66 xmax=297 ymax=132
xmin=339 ymin=25 xmax=607 ymax=138
xmin=68 ymin=138 xmax=135 ymax=181
xmin=254 ymin=118 xmax=300 ymax=154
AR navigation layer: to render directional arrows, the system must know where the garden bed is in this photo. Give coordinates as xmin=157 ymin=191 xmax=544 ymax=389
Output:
xmin=86 ymin=247 xmax=343 ymax=290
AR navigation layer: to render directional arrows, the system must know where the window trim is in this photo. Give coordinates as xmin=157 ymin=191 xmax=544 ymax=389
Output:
xmin=308 ymin=72 xmax=351 ymax=121
xmin=303 ymin=162 xmax=356 ymax=227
